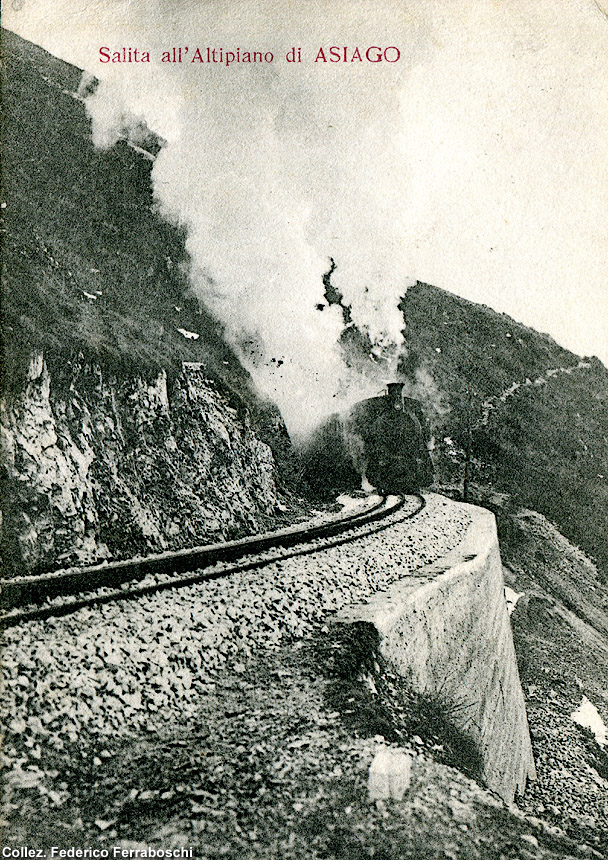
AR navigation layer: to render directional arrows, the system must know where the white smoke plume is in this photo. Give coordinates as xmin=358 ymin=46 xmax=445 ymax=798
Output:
xmin=402 ymin=366 xmax=450 ymax=422
xmin=7 ymin=0 xmax=608 ymax=428
xmin=49 ymin=0 xmax=607 ymax=437
xmin=81 ymin=1 xmax=424 ymax=436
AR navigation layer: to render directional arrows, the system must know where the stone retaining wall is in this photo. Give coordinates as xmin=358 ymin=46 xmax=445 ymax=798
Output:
xmin=334 ymin=502 xmax=536 ymax=802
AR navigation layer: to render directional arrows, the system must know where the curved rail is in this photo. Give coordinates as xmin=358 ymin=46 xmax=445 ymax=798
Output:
xmin=1 ymin=493 xmax=426 ymax=628
xmin=0 ymin=494 xmax=387 ymax=611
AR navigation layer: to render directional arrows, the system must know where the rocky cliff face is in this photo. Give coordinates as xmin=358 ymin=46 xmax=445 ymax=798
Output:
xmin=1 ymin=352 xmax=282 ymax=575
xmin=0 ymin=31 xmax=301 ymax=578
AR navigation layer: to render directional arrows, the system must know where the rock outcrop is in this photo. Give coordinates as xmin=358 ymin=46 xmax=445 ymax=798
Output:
xmin=1 ymin=352 xmax=282 ymax=575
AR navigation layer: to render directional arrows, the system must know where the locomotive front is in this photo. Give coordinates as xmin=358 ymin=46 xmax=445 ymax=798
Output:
xmin=303 ymin=382 xmax=434 ymax=496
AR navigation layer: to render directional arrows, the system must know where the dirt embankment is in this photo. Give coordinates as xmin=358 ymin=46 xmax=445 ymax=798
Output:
xmin=495 ymin=503 xmax=608 ymax=854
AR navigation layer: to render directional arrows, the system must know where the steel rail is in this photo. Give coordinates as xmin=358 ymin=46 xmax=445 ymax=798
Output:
xmin=1 ymin=494 xmax=426 ymax=628
xmin=1 ymin=494 xmax=387 ymax=613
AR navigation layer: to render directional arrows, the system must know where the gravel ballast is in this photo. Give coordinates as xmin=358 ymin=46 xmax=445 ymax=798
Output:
xmin=3 ymin=492 xmax=603 ymax=859
xmin=2 ymin=494 xmax=469 ymax=791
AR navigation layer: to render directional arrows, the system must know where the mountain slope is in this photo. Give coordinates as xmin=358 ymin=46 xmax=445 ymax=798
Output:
xmin=397 ymin=282 xmax=608 ymax=578
xmin=496 ymin=500 xmax=608 ymax=852
xmin=0 ymin=29 xmax=301 ymax=574
xmin=1 ymin=28 xmax=249 ymax=397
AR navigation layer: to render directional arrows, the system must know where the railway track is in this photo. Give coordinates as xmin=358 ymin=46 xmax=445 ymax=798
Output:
xmin=0 ymin=493 xmax=426 ymax=628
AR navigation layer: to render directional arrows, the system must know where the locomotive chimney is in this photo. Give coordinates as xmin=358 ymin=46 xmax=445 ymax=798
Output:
xmin=386 ymin=382 xmax=404 ymax=408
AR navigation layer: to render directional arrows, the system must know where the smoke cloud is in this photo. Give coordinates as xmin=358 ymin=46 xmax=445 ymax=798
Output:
xmin=79 ymin=1 xmax=427 ymax=436
xmin=8 ymin=0 xmax=607 ymax=433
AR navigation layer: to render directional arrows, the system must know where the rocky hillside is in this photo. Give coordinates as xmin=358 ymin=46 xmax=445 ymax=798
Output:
xmin=2 ymin=354 xmax=286 ymax=574
xmin=494 ymin=497 xmax=608 ymax=852
xmin=396 ymin=283 xmax=608 ymax=579
xmin=0 ymin=29 xmax=300 ymax=576
xmin=391 ymin=291 xmax=608 ymax=850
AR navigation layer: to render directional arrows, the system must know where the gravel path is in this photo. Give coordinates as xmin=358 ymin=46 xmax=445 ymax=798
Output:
xmin=2 ymin=494 xmax=470 ymax=805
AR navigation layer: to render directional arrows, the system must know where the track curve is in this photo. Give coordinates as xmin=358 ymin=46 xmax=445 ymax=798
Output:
xmin=1 ymin=493 xmax=426 ymax=628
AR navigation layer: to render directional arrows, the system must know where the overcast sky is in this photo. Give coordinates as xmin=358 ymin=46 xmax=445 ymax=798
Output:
xmin=5 ymin=0 xmax=608 ymax=425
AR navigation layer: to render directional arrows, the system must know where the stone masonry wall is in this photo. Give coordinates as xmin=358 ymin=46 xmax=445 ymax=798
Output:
xmin=335 ymin=503 xmax=536 ymax=802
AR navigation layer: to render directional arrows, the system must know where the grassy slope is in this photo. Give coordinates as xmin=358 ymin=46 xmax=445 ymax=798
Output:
xmin=0 ymin=30 xmax=232 ymax=385
xmin=399 ymin=282 xmax=608 ymax=577
xmin=1 ymin=28 xmax=298 ymax=482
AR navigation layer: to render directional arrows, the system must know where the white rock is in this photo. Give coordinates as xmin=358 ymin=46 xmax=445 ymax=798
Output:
xmin=176 ymin=327 xmax=200 ymax=340
xmin=504 ymin=587 xmax=525 ymax=616
xmin=571 ymin=696 xmax=607 ymax=748
xmin=368 ymin=747 xmax=412 ymax=801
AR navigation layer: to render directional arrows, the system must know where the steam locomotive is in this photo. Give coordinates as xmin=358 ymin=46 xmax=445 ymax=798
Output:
xmin=302 ymin=383 xmax=434 ymax=496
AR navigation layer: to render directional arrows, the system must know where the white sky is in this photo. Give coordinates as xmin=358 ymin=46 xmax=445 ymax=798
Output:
xmin=5 ymin=0 xmax=608 ymax=370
